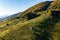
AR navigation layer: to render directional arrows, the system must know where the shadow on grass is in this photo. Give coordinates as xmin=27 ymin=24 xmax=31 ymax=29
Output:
xmin=33 ymin=16 xmax=60 ymax=40
xmin=0 ymin=37 xmax=5 ymax=40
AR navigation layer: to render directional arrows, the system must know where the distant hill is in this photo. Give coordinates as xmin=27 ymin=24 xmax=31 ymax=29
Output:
xmin=0 ymin=18 xmax=4 ymax=21
xmin=0 ymin=12 xmax=22 ymax=22
xmin=0 ymin=0 xmax=60 ymax=40
xmin=6 ymin=12 xmax=22 ymax=19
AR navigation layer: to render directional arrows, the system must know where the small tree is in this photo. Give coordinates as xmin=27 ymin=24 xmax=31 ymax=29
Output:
xmin=6 ymin=24 xmax=9 ymax=26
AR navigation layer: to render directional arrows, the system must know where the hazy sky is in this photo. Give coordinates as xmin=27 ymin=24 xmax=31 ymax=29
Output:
xmin=0 ymin=0 xmax=53 ymax=18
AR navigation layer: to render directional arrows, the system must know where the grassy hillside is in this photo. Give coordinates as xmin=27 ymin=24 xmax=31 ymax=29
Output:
xmin=0 ymin=0 xmax=60 ymax=40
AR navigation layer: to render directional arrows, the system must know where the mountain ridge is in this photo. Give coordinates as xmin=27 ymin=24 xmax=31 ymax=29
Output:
xmin=0 ymin=0 xmax=60 ymax=40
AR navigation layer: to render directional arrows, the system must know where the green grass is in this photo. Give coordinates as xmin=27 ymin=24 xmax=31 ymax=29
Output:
xmin=0 ymin=1 xmax=60 ymax=40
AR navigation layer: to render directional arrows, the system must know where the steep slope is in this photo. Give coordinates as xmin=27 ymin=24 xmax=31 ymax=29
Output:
xmin=18 ymin=1 xmax=52 ymax=20
xmin=0 ymin=0 xmax=60 ymax=40
xmin=0 ymin=12 xmax=22 ymax=27
xmin=0 ymin=1 xmax=52 ymax=27
xmin=48 ymin=0 xmax=60 ymax=9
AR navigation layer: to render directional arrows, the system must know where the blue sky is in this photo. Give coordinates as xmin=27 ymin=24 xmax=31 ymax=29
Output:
xmin=0 ymin=0 xmax=53 ymax=18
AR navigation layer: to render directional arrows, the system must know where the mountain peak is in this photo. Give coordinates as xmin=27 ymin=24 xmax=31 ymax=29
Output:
xmin=48 ymin=0 xmax=60 ymax=10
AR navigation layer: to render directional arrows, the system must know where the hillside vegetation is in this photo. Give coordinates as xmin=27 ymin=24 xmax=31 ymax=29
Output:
xmin=0 ymin=0 xmax=60 ymax=40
